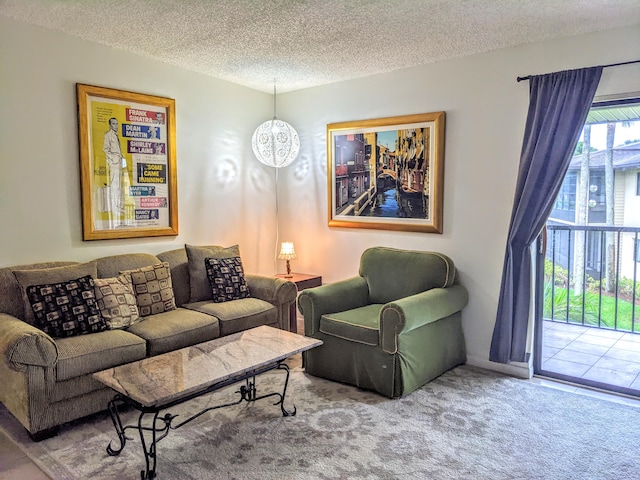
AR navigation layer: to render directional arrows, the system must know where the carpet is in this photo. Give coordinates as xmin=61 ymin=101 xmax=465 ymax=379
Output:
xmin=2 ymin=360 xmax=640 ymax=480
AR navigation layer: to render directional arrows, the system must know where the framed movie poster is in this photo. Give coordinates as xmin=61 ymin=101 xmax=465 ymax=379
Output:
xmin=76 ymin=84 xmax=178 ymax=240
xmin=327 ymin=112 xmax=445 ymax=233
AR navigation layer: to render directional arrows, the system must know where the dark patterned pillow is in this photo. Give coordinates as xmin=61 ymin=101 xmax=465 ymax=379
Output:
xmin=26 ymin=275 xmax=107 ymax=338
xmin=205 ymin=256 xmax=251 ymax=303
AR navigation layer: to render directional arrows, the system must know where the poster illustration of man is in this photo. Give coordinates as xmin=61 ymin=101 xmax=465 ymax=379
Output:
xmin=103 ymin=117 xmax=125 ymax=214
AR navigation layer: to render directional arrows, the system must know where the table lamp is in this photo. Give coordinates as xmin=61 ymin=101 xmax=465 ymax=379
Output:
xmin=278 ymin=242 xmax=297 ymax=277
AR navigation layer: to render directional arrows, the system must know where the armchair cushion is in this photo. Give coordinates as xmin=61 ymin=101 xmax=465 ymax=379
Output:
xmin=359 ymin=247 xmax=455 ymax=304
xmin=320 ymin=304 xmax=383 ymax=346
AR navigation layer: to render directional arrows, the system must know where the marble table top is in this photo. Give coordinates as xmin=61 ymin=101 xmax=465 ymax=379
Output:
xmin=93 ymin=326 xmax=322 ymax=407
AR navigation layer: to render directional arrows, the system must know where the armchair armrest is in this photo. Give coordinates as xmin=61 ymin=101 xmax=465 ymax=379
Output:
xmin=0 ymin=313 xmax=58 ymax=371
xmin=298 ymin=276 xmax=369 ymax=335
xmin=379 ymin=285 xmax=469 ymax=354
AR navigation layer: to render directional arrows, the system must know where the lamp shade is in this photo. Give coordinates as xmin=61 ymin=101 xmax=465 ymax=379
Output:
xmin=278 ymin=242 xmax=297 ymax=260
xmin=252 ymin=118 xmax=300 ymax=168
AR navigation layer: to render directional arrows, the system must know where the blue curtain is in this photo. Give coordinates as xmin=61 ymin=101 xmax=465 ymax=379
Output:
xmin=490 ymin=67 xmax=603 ymax=364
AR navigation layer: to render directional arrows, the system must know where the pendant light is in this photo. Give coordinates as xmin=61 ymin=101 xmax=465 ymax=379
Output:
xmin=251 ymin=84 xmax=300 ymax=168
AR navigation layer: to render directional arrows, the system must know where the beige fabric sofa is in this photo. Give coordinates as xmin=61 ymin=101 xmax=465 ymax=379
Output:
xmin=0 ymin=246 xmax=296 ymax=440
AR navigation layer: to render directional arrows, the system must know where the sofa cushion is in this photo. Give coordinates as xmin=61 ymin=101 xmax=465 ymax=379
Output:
xmin=56 ymin=329 xmax=146 ymax=381
xmin=205 ymin=256 xmax=250 ymax=303
xmin=26 ymin=275 xmax=107 ymax=339
xmin=120 ymin=262 xmax=176 ymax=317
xmin=156 ymin=248 xmax=190 ymax=307
xmin=183 ymin=298 xmax=276 ymax=336
xmin=13 ymin=261 xmax=98 ymax=325
xmin=320 ymin=304 xmax=383 ymax=346
xmin=186 ymin=244 xmax=240 ymax=303
xmin=94 ymin=275 xmax=140 ymax=329
xmin=126 ymin=308 xmax=220 ymax=356
xmin=95 ymin=253 xmax=160 ymax=280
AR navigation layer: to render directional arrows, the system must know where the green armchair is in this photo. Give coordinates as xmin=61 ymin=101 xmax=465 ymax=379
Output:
xmin=298 ymin=247 xmax=469 ymax=398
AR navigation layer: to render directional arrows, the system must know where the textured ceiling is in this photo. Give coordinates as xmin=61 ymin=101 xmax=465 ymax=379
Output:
xmin=2 ymin=0 xmax=640 ymax=93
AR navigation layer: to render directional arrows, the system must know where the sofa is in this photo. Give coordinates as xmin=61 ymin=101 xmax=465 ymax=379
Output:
xmin=0 ymin=245 xmax=297 ymax=440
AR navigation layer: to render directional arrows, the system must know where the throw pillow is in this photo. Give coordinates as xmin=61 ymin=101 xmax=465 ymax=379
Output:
xmin=120 ymin=262 xmax=176 ymax=316
xmin=13 ymin=261 xmax=98 ymax=325
xmin=94 ymin=274 xmax=141 ymax=329
xmin=205 ymin=256 xmax=251 ymax=303
xmin=185 ymin=244 xmax=241 ymax=303
xmin=26 ymin=275 xmax=107 ymax=338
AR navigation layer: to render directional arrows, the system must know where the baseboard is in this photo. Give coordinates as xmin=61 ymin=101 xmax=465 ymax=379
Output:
xmin=466 ymin=355 xmax=533 ymax=379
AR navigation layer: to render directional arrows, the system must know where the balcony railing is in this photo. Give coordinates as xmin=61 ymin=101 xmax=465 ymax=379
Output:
xmin=544 ymin=224 xmax=640 ymax=334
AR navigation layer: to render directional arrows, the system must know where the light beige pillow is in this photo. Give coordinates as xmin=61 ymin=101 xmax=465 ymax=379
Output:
xmin=185 ymin=244 xmax=240 ymax=303
xmin=120 ymin=262 xmax=176 ymax=317
xmin=13 ymin=261 xmax=98 ymax=325
xmin=94 ymin=274 xmax=140 ymax=329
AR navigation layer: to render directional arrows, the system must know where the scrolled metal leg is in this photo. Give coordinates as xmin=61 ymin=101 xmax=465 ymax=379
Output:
xmin=137 ymin=411 xmax=177 ymax=480
xmin=248 ymin=363 xmax=297 ymax=416
xmin=277 ymin=363 xmax=297 ymax=417
xmin=106 ymin=396 xmax=129 ymax=456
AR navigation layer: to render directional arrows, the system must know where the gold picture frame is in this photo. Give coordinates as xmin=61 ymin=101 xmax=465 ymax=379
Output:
xmin=327 ymin=112 xmax=445 ymax=233
xmin=77 ymin=84 xmax=178 ymax=240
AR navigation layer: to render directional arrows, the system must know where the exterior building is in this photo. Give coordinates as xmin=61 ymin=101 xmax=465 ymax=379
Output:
xmin=548 ymin=141 xmax=640 ymax=280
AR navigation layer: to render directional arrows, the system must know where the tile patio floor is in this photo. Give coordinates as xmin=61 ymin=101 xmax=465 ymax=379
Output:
xmin=541 ymin=320 xmax=640 ymax=392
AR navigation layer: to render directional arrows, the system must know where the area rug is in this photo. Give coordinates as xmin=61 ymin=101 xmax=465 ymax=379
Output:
xmin=2 ymin=362 xmax=640 ymax=480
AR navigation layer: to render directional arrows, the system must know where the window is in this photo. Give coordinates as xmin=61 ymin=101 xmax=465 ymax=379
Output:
xmin=554 ymin=171 xmax=577 ymax=211
xmin=637 ymin=172 xmax=640 ymax=196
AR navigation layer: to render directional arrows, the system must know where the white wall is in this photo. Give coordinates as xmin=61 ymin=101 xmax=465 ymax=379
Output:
xmin=279 ymin=25 xmax=640 ymax=374
xmin=2 ymin=14 xmax=639 ymax=373
xmin=0 ymin=16 xmax=281 ymax=273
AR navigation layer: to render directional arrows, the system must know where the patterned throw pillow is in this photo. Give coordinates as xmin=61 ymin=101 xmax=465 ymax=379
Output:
xmin=26 ymin=275 xmax=107 ymax=338
xmin=205 ymin=256 xmax=251 ymax=303
xmin=94 ymin=274 xmax=140 ymax=329
xmin=120 ymin=262 xmax=176 ymax=316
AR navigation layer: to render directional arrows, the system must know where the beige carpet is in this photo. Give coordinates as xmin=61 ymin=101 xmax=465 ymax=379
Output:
xmin=2 ymin=363 xmax=640 ymax=480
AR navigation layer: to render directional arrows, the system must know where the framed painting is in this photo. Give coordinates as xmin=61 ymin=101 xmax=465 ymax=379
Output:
xmin=327 ymin=112 xmax=445 ymax=233
xmin=76 ymin=84 xmax=178 ymax=240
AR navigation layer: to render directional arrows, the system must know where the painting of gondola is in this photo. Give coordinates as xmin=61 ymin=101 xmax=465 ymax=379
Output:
xmin=327 ymin=112 xmax=445 ymax=233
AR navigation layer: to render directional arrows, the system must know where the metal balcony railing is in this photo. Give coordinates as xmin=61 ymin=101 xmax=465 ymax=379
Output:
xmin=544 ymin=224 xmax=640 ymax=334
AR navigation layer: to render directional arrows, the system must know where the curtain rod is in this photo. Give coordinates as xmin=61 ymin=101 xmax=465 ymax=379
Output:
xmin=516 ymin=59 xmax=640 ymax=82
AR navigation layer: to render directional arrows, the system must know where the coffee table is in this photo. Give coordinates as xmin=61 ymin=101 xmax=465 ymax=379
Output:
xmin=93 ymin=325 xmax=322 ymax=479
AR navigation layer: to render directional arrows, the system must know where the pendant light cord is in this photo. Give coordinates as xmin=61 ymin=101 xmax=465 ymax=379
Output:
xmin=273 ymin=80 xmax=280 ymax=273
xmin=274 ymin=167 xmax=280 ymax=274
xmin=273 ymin=83 xmax=277 ymax=119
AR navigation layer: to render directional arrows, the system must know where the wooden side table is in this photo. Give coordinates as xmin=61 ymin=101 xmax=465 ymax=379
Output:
xmin=275 ymin=273 xmax=322 ymax=332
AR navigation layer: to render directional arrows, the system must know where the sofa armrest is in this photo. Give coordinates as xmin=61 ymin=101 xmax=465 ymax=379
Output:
xmin=245 ymin=274 xmax=297 ymax=306
xmin=0 ymin=313 xmax=58 ymax=371
xmin=298 ymin=276 xmax=369 ymax=335
xmin=379 ymin=285 xmax=469 ymax=354
xmin=245 ymin=274 xmax=297 ymax=330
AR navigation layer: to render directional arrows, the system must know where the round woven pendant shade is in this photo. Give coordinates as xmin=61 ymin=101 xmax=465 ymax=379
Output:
xmin=251 ymin=118 xmax=300 ymax=168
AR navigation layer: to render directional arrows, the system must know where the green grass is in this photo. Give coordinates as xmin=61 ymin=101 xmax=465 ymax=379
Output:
xmin=544 ymin=283 xmax=640 ymax=332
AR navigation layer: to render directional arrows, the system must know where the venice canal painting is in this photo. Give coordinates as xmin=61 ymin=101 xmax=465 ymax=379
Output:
xmin=327 ymin=112 xmax=445 ymax=233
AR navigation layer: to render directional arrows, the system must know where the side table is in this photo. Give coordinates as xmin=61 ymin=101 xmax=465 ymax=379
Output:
xmin=275 ymin=273 xmax=322 ymax=332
